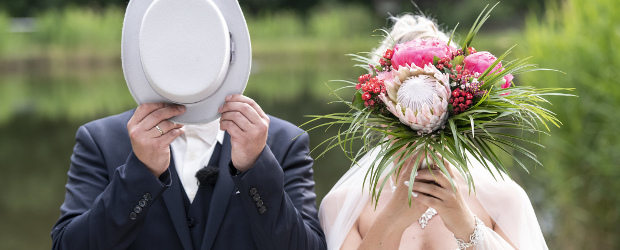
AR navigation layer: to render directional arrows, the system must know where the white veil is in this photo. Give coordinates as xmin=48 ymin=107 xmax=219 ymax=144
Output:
xmin=319 ymin=148 xmax=549 ymax=249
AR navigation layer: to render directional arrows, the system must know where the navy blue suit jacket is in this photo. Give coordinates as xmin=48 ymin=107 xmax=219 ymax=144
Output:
xmin=51 ymin=110 xmax=326 ymax=250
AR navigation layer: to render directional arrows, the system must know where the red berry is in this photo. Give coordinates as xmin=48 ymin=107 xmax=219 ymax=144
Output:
xmin=383 ymin=49 xmax=393 ymax=59
xmin=459 ymin=97 xmax=465 ymax=102
xmin=355 ymin=83 xmax=362 ymax=90
xmin=465 ymin=100 xmax=472 ymax=106
xmin=456 ymin=65 xmax=462 ymax=72
xmin=466 ymin=93 xmax=473 ymax=100
xmin=362 ymin=92 xmax=371 ymax=101
xmin=358 ymin=74 xmax=370 ymax=83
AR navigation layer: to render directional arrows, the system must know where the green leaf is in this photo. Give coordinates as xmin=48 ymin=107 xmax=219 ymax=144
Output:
xmin=452 ymin=55 xmax=464 ymax=66
xmin=447 ymin=22 xmax=459 ymax=47
xmin=462 ymin=2 xmax=499 ymax=53
xmin=352 ymin=91 xmax=365 ymax=110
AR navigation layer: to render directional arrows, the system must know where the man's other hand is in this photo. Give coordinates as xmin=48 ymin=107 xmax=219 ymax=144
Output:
xmin=219 ymin=94 xmax=269 ymax=172
xmin=127 ymin=103 xmax=186 ymax=177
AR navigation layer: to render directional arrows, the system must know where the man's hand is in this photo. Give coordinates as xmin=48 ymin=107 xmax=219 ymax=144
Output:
xmin=127 ymin=103 xmax=186 ymax=178
xmin=218 ymin=94 xmax=269 ymax=172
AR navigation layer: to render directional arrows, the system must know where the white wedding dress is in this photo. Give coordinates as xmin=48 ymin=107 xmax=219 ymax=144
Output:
xmin=319 ymin=149 xmax=549 ymax=249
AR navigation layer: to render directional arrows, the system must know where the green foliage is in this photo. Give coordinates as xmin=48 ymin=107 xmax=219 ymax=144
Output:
xmin=518 ymin=0 xmax=620 ymax=248
xmin=33 ymin=7 xmax=123 ymax=53
xmin=408 ymin=0 xmax=548 ymax=29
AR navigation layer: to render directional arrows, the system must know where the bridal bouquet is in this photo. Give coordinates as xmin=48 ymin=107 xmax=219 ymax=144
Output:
xmin=305 ymin=4 xmax=572 ymax=204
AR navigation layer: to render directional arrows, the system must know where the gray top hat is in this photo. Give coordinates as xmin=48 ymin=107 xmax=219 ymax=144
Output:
xmin=122 ymin=0 xmax=252 ymax=124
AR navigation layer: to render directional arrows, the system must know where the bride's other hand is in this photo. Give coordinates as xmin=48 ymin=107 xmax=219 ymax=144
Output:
xmin=385 ymin=157 xmax=427 ymax=229
xmin=411 ymin=160 xmax=476 ymax=240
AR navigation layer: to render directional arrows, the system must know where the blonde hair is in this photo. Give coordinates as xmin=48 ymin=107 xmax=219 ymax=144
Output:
xmin=371 ymin=15 xmax=455 ymax=62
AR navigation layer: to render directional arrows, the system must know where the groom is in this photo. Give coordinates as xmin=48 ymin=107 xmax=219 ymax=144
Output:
xmin=51 ymin=0 xmax=325 ymax=249
xmin=51 ymin=96 xmax=326 ymax=250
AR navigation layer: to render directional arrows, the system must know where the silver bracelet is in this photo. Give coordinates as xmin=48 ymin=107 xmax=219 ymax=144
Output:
xmin=454 ymin=215 xmax=484 ymax=250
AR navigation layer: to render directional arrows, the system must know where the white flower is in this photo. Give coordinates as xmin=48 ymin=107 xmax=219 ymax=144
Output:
xmin=379 ymin=63 xmax=450 ymax=133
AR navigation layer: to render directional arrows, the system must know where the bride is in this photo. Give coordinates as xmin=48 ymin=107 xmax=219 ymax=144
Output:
xmin=319 ymin=15 xmax=549 ymax=250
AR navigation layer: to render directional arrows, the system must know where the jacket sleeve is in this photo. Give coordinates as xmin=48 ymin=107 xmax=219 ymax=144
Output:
xmin=51 ymin=125 xmax=171 ymax=250
xmin=230 ymin=132 xmax=327 ymax=250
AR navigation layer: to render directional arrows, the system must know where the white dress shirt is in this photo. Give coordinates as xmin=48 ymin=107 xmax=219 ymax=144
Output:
xmin=170 ymin=119 xmax=225 ymax=203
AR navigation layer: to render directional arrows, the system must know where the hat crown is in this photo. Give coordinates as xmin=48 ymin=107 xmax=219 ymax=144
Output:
xmin=139 ymin=0 xmax=230 ymax=104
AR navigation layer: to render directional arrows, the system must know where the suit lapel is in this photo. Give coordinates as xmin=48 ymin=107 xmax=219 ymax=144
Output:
xmin=202 ymin=132 xmax=234 ymax=250
xmin=162 ymin=156 xmax=194 ymax=250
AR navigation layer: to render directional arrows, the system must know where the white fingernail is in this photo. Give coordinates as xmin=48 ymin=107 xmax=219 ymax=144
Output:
xmin=404 ymin=181 xmax=410 ymax=186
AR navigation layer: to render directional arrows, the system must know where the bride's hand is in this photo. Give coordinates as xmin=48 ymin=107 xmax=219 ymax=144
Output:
xmin=411 ymin=159 xmax=476 ymax=240
xmin=383 ymin=156 xmax=427 ymax=230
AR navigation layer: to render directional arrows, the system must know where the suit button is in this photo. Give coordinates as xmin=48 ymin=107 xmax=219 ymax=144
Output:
xmin=188 ymin=218 xmax=196 ymax=227
xmin=252 ymin=194 xmax=261 ymax=202
xmin=259 ymin=206 xmax=267 ymax=214
xmin=256 ymin=200 xmax=264 ymax=207
xmin=134 ymin=205 xmax=142 ymax=214
xmin=130 ymin=212 xmax=137 ymax=220
xmin=144 ymin=193 xmax=152 ymax=201
xmin=249 ymin=187 xmax=258 ymax=196
xmin=139 ymin=199 xmax=147 ymax=208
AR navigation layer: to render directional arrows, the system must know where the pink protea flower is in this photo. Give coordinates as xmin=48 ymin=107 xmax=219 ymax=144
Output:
xmin=391 ymin=39 xmax=454 ymax=70
xmin=379 ymin=63 xmax=450 ymax=134
xmin=464 ymin=51 xmax=514 ymax=88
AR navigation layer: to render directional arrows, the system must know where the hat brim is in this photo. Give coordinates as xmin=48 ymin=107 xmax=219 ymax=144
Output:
xmin=121 ymin=0 xmax=252 ymax=125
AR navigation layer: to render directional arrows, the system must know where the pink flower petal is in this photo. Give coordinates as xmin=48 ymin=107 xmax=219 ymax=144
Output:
xmin=463 ymin=51 xmax=503 ymax=74
xmin=416 ymin=111 xmax=430 ymax=126
xmin=405 ymin=108 xmax=417 ymax=124
xmin=421 ymin=103 xmax=432 ymax=119
xmin=392 ymin=38 xmax=454 ymax=70
xmin=502 ymin=74 xmax=514 ymax=89
xmin=432 ymin=94 xmax=443 ymax=114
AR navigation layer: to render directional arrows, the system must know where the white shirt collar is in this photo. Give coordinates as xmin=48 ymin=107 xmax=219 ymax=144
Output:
xmin=183 ymin=118 xmax=225 ymax=145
